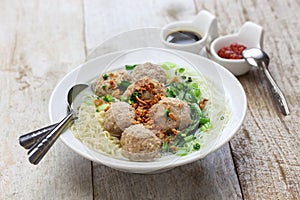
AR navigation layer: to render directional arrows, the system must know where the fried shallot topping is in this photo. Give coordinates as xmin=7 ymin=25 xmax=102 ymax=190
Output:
xmin=199 ymin=98 xmax=209 ymax=110
xmin=130 ymin=78 xmax=166 ymax=124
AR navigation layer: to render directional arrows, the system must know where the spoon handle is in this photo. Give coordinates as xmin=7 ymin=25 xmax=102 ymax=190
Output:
xmin=19 ymin=123 xmax=58 ymax=149
xmin=27 ymin=111 xmax=75 ymax=165
xmin=262 ymin=63 xmax=290 ymax=115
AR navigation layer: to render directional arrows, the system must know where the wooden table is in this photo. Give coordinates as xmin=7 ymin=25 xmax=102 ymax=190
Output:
xmin=1 ymin=0 xmax=299 ymax=199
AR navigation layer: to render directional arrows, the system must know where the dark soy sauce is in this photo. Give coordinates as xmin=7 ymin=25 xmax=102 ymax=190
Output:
xmin=166 ymin=30 xmax=202 ymax=44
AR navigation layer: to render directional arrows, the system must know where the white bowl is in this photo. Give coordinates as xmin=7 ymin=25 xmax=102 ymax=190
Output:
xmin=49 ymin=47 xmax=247 ymax=174
xmin=160 ymin=10 xmax=218 ymax=54
xmin=209 ymin=21 xmax=264 ymax=76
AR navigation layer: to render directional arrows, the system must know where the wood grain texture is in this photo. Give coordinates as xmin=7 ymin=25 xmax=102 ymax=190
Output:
xmin=1 ymin=0 xmax=299 ymax=199
xmin=84 ymin=1 xmax=242 ymax=199
xmin=84 ymin=0 xmax=197 ymax=54
xmin=0 ymin=0 xmax=92 ymax=199
xmin=92 ymin=144 xmax=242 ymax=200
xmin=194 ymin=0 xmax=300 ymax=199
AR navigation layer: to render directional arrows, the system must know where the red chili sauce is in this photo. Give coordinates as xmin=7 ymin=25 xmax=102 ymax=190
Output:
xmin=217 ymin=43 xmax=247 ymax=59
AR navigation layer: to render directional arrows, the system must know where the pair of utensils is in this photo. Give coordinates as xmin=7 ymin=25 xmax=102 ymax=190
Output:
xmin=18 ymin=47 xmax=290 ymax=165
xmin=19 ymin=84 xmax=89 ymax=165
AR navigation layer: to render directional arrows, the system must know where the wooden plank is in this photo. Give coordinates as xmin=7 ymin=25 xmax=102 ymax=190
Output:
xmin=0 ymin=0 xmax=93 ymax=199
xmin=5 ymin=0 xmax=299 ymax=199
xmin=93 ymin=144 xmax=242 ymax=200
xmin=194 ymin=0 xmax=300 ymax=199
xmin=84 ymin=0 xmax=197 ymax=54
xmin=84 ymin=0 xmax=242 ymax=199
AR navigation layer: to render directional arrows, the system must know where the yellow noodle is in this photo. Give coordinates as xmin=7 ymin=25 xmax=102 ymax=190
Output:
xmin=71 ymin=103 xmax=122 ymax=156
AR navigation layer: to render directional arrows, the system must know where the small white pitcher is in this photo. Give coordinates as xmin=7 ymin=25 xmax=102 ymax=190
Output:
xmin=160 ymin=10 xmax=218 ymax=54
xmin=209 ymin=21 xmax=264 ymax=76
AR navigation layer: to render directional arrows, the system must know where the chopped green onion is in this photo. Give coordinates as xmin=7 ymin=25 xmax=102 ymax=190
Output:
xmin=190 ymin=82 xmax=198 ymax=88
xmin=200 ymin=118 xmax=210 ymax=125
xmin=181 ymin=76 xmax=187 ymax=80
xmin=103 ymin=95 xmax=113 ymax=102
xmin=200 ymin=122 xmax=212 ymax=132
xmin=178 ymin=68 xmax=185 ymax=73
xmin=165 ymin=108 xmax=170 ymax=117
xmin=166 ymin=88 xmax=176 ymax=97
xmin=188 ymin=83 xmax=200 ymax=98
xmin=125 ymin=64 xmax=137 ymax=70
xmin=193 ymin=143 xmax=201 ymax=150
xmin=102 ymin=74 xmax=109 ymax=80
xmin=101 ymin=84 xmax=107 ymax=89
xmin=162 ymin=142 xmax=169 ymax=151
xmin=127 ymin=99 xmax=134 ymax=105
xmin=129 ymin=90 xmax=141 ymax=104
xmin=189 ymin=88 xmax=201 ymax=98
xmin=184 ymin=135 xmax=195 ymax=143
xmin=186 ymin=77 xmax=192 ymax=83
xmin=176 ymin=149 xmax=188 ymax=156
xmin=162 ymin=62 xmax=176 ymax=70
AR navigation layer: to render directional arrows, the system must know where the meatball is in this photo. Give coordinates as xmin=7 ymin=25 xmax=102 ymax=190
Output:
xmin=149 ymin=98 xmax=192 ymax=133
xmin=120 ymin=124 xmax=162 ymax=161
xmin=122 ymin=76 xmax=166 ymax=100
xmin=104 ymin=102 xmax=135 ymax=137
xmin=93 ymin=69 xmax=133 ymax=97
xmin=132 ymin=62 xmax=167 ymax=83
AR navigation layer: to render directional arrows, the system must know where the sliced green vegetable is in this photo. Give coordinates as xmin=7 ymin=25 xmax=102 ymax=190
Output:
xmin=191 ymin=103 xmax=203 ymax=118
xmin=183 ymin=93 xmax=198 ymax=103
xmin=125 ymin=64 xmax=137 ymax=70
xmin=200 ymin=118 xmax=210 ymax=125
xmin=184 ymin=135 xmax=195 ymax=143
xmin=127 ymin=99 xmax=134 ymax=105
xmin=190 ymin=82 xmax=198 ymax=88
xmin=186 ymin=77 xmax=192 ymax=83
xmin=162 ymin=62 xmax=177 ymax=70
xmin=162 ymin=142 xmax=169 ymax=151
xmin=128 ymin=90 xmax=141 ymax=104
xmin=178 ymin=68 xmax=185 ymax=73
xmin=193 ymin=142 xmax=201 ymax=150
xmin=193 ymin=88 xmax=201 ymax=98
xmin=102 ymin=84 xmax=107 ymax=89
xmin=165 ymin=108 xmax=170 ymax=117
xmin=166 ymin=82 xmax=198 ymax=103
xmin=166 ymin=88 xmax=176 ymax=97
xmin=117 ymin=80 xmax=131 ymax=92
xmin=180 ymin=133 xmax=186 ymax=137
xmin=96 ymin=103 xmax=109 ymax=112
xmin=200 ymin=122 xmax=212 ymax=132
xmin=103 ymin=95 xmax=113 ymax=102
xmin=102 ymin=74 xmax=109 ymax=80
xmin=176 ymin=149 xmax=188 ymax=156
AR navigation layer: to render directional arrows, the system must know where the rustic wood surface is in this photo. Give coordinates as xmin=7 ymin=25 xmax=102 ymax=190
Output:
xmin=1 ymin=0 xmax=299 ymax=199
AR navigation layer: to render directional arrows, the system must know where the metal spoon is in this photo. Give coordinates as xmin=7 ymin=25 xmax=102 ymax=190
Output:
xmin=24 ymin=83 xmax=89 ymax=164
xmin=19 ymin=124 xmax=58 ymax=149
xmin=19 ymin=84 xmax=89 ymax=149
xmin=242 ymin=48 xmax=290 ymax=115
